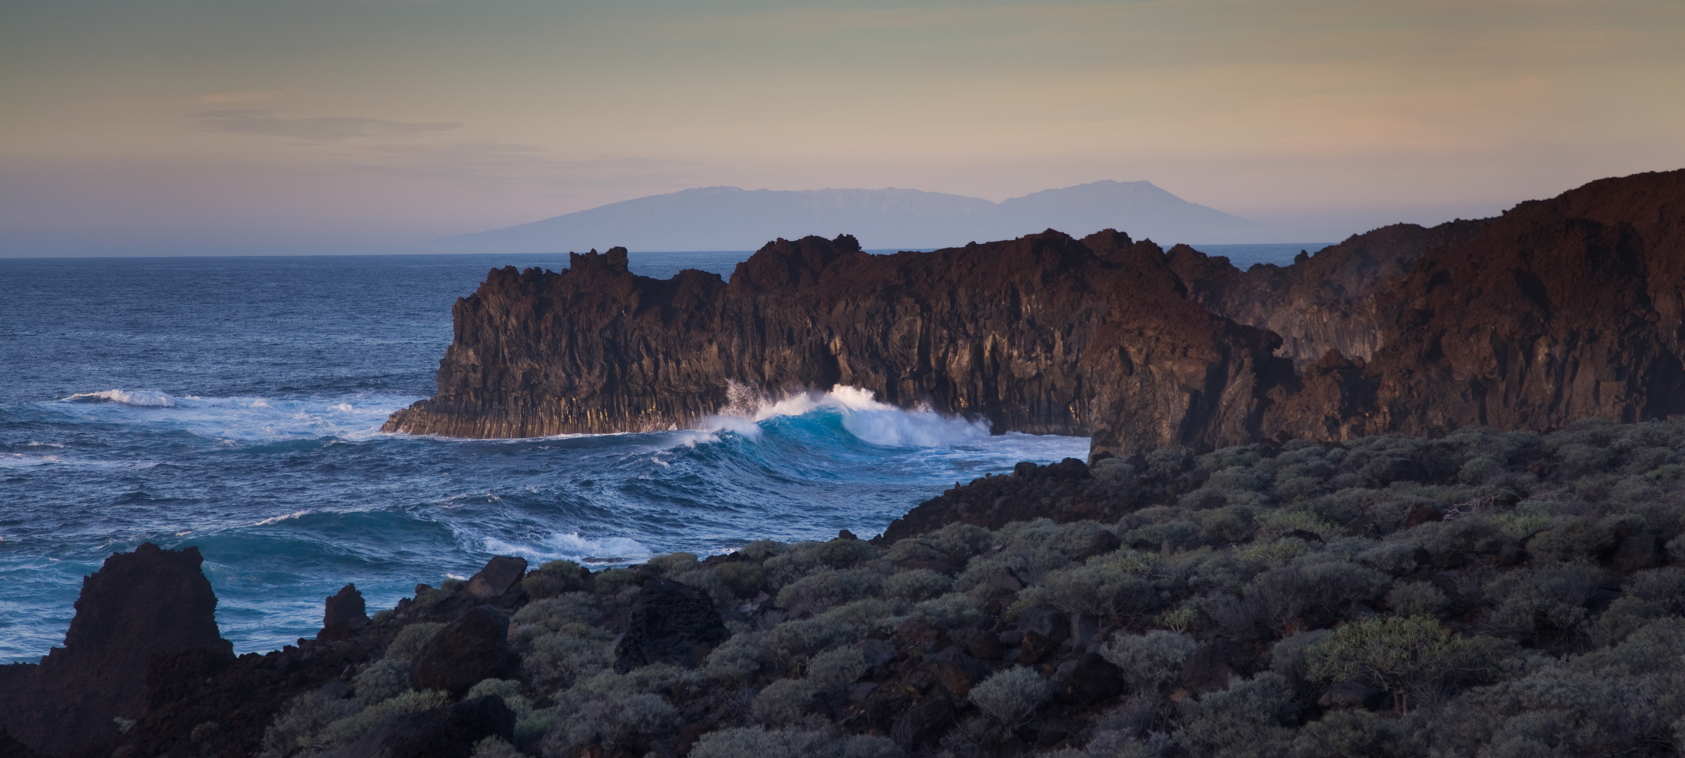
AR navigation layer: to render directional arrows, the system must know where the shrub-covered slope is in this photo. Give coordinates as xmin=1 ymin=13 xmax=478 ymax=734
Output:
xmin=49 ymin=419 xmax=1685 ymax=758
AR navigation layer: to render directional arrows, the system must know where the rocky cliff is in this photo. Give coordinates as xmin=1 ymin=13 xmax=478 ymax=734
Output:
xmin=387 ymin=169 xmax=1685 ymax=456
xmin=0 ymin=544 xmax=231 ymax=756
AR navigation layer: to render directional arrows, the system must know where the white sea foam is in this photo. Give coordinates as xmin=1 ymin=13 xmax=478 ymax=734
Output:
xmin=66 ymin=389 xmax=177 ymax=407
xmin=253 ymin=510 xmax=312 ymax=527
xmin=482 ymin=532 xmax=654 ymax=565
xmin=52 ymin=390 xmax=420 ymax=443
xmin=688 ymin=384 xmax=991 ymax=449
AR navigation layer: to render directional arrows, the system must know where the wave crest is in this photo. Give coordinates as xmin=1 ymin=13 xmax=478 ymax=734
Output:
xmin=66 ymin=389 xmax=177 ymax=407
xmin=691 ymin=384 xmax=990 ymax=448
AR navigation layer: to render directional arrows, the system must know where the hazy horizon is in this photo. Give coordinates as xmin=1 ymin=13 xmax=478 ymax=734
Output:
xmin=3 ymin=0 xmax=1680 ymax=257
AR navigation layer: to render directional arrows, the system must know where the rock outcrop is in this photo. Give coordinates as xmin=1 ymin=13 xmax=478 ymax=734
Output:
xmin=387 ymin=169 xmax=1685 ymax=456
xmin=0 ymin=543 xmax=232 ymax=756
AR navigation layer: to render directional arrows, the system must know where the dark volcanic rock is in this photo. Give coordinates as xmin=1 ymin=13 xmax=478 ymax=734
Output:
xmin=613 ymin=578 xmax=729 ymax=673
xmin=384 ymin=170 xmax=1685 ymax=458
xmin=0 ymin=543 xmax=231 ymax=756
xmin=466 ymin=555 xmax=528 ymax=599
xmin=324 ymin=583 xmax=370 ymax=634
xmin=411 ymin=606 xmax=511 ymax=695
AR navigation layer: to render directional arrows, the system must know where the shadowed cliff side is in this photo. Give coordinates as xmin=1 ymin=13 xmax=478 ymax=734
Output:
xmin=385 ymin=231 xmax=1276 ymax=442
xmin=386 ymin=169 xmax=1685 ymax=457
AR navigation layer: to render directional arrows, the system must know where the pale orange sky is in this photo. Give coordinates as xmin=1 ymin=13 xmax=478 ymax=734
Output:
xmin=2 ymin=0 xmax=1681 ymax=255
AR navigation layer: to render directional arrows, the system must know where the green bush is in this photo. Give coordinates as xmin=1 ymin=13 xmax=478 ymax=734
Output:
xmin=689 ymin=727 xmax=903 ymax=758
xmin=882 ymin=568 xmax=951 ymax=602
xmin=384 ymin=622 xmax=446 ymax=662
xmin=1307 ymin=616 xmax=1494 ymax=713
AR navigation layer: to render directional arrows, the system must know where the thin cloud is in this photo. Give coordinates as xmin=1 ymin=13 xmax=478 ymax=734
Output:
xmin=344 ymin=140 xmax=700 ymax=190
xmin=166 ymin=90 xmax=295 ymax=106
xmin=193 ymin=109 xmax=462 ymax=141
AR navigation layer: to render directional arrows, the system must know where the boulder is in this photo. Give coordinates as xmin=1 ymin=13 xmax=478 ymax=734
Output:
xmin=1056 ymin=652 xmax=1125 ymax=703
xmin=466 ymin=556 xmax=528 ymax=600
xmin=1610 ymin=533 xmax=1662 ymax=573
xmin=411 ymin=606 xmax=511 ymax=695
xmin=613 ymin=579 xmax=729 ymax=673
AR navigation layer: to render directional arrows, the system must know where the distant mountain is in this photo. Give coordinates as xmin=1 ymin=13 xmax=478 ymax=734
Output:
xmin=436 ymin=180 xmax=1258 ymax=253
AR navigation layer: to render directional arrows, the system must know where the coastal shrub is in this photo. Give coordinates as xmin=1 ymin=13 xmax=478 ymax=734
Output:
xmin=738 ymin=539 xmax=786 ymax=561
xmin=883 ymin=568 xmax=951 ymax=602
xmin=716 ymin=561 xmax=767 ymax=599
xmin=522 ymin=633 xmax=614 ymax=691
xmin=1626 ymin=567 xmax=1685 ymax=612
xmin=1044 ymin=563 xmax=1157 ymax=618
xmin=1385 ymin=582 xmax=1449 ymax=618
xmin=753 ymin=678 xmax=819 ymax=725
xmin=591 ymin=567 xmax=639 ymax=596
xmin=1199 ymin=506 xmax=1255 ymax=544
xmin=688 ymin=727 xmax=902 ymax=758
xmin=678 ymin=567 xmax=737 ymax=610
xmin=1526 ymin=517 xmax=1617 ymax=563
xmin=702 ymin=631 xmax=768 ymax=685
xmin=1172 ymin=674 xmax=1295 ymax=758
xmin=912 ymin=591 xmax=981 ymax=630
xmin=1288 ymin=710 xmax=1423 ymax=758
xmin=316 ymin=689 xmax=449 ymax=747
xmin=647 ymin=551 xmax=699 ymax=576
xmin=352 ymin=658 xmax=412 ymax=705
xmin=259 ymin=687 xmax=362 ymax=758
xmin=471 ymin=736 xmax=523 ymax=758
xmin=384 ymin=622 xmax=446 ymax=662
xmin=465 ymin=678 xmax=533 ymax=716
xmin=522 ymin=559 xmax=589 ymax=600
xmin=1307 ymin=616 xmax=1493 ymax=713
xmin=1481 ymin=564 xmax=1600 ymax=643
xmin=777 ymin=568 xmax=883 ymax=615
xmin=512 ymin=593 xmax=601 ymax=638
xmin=1099 ymin=630 xmax=1199 ymax=692
xmin=540 ymin=690 xmax=679 ymax=756
xmin=807 ymin=646 xmax=869 ymax=690
xmin=969 ymin=667 xmax=1053 ymax=726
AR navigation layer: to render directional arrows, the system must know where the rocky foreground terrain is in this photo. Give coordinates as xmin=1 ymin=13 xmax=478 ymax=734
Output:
xmin=10 ymin=419 xmax=1685 ymax=757
xmin=385 ymin=169 xmax=1685 ymax=458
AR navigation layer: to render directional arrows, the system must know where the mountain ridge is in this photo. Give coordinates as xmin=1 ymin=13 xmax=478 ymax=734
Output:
xmin=436 ymin=180 xmax=1258 ymax=252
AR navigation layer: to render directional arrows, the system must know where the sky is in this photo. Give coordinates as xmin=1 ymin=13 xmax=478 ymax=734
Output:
xmin=2 ymin=0 xmax=1681 ymax=256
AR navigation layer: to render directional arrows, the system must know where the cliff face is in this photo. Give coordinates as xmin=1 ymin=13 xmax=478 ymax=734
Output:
xmin=388 ymin=169 xmax=1685 ymax=456
xmin=392 ymin=232 xmax=1182 ymax=440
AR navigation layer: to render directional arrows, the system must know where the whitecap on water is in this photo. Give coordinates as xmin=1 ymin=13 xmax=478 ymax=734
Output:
xmin=65 ymin=389 xmax=177 ymax=407
xmin=685 ymin=384 xmax=991 ymax=449
xmin=482 ymin=532 xmax=654 ymax=565
xmin=51 ymin=390 xmax=420 ymax=443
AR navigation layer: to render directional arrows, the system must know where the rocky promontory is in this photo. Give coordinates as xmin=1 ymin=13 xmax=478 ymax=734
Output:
xmin=386 ymin=169 xmax=1685 ymax=456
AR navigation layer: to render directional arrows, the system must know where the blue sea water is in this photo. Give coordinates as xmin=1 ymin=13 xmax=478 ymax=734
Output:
xmin=0 ymin=244 xmax=1313 ymax=663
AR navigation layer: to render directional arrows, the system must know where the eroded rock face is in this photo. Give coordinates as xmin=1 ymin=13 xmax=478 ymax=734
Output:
xmin=613 ymin=579 xmax=729 ymax=673
xmin=411 ymin=606 xmax=511 ymax=695
xmin=0 ymin=543 xmax=231 ymax=756
xmin=385 ymin=170 xmax=1685 ymax=457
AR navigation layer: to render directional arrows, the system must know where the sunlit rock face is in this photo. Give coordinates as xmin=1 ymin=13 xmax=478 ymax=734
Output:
xmin=386 ymin=169 xmax=1685 ymax=458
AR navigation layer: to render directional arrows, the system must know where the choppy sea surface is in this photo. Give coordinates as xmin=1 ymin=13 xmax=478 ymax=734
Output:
xmin=0 ymin=243 xmax=1315 ymax=663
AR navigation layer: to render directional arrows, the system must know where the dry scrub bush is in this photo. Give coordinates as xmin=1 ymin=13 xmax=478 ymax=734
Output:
xmin=969 ymin=667 xmax=1053 ymax=726
xmin=777 ymin=568 xmax=884 ymax=615
xmin=352 ymin=658 xmax=412 ymax=705
xmin=883 ymin=568 xmax=951 ymax=602
xmin=1385 ymin=582 xmax=1450 ymax=618
xmin=1172 ymin=674 xmax=1295 ymax=758
xmin=314 ymin=689 xmax=449 ymax=747
xmin=1044 ymin=563 xmax=1157 ymax=618
xmin=688 ymin=727 xmax=902 ymax=758
xmin=753 ymin=678 xmax=819 ymax=726
xmin=1099 ymin=630 xmax=1199 ymax=692
xmin=259 ymin=686 xmax=361 ymax=758
xmin=471 ymin=736 xmax=523 ymax=758
xmin=384 ymin=622 xmax=445 ymax=662
xmin=1307 ymin=616 xmax=1494 ymax=713
xmin=715 ymin=561 xmax=767 ymax=599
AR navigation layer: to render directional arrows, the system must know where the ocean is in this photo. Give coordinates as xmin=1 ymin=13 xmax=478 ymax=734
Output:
xmin=0 ymin=243 xmax=1315 ymax=663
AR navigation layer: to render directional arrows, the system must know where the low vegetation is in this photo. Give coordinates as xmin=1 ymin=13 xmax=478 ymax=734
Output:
xmin=260 ymin=418 xmax=1685 ymax=757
